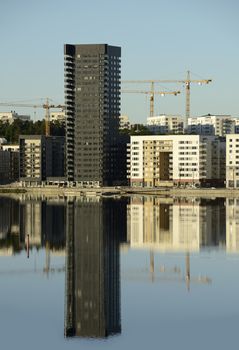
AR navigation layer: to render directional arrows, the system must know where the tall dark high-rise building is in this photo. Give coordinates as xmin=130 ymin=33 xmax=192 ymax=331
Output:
xmin=64 ymin=44 xmax=121 ymax=186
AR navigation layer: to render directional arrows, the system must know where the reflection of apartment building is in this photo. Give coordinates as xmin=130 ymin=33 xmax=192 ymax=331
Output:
xmin=128 ymin=135 xmax=225 ymax=187
xmin=188 ymin=114 xmax=234 ymax=136
xmin=128 ymin=196 xmax=225 ymax=251
xmin=147 ymin=115 xmax=184 ymax=134
xmin=0 ymin=198 xmax=19 ymax=239
xmin=20 ymin=201 xmax=42 ymax=246
xmin=0 ymin=197 xmax=20 ymax=254
xmin=0 ymin=196 xmax=68 ymax=256
xmin=226 ymin=198 xmax=239 ymax=252
xmin=19 ymin=198 xmax=66 ymax=249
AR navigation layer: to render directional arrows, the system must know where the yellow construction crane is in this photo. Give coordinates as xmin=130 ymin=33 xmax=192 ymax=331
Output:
xmin=123 ymin=70 xmax=212 ymax=125
xmin=0 ymin=98 xmax=65 ymax=136
xmin=122 ymin=88 xmax=180 ymax=118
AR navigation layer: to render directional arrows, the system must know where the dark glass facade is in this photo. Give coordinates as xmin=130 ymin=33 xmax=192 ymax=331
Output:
xmin=64 ymin=44 xmax=121 ymax=186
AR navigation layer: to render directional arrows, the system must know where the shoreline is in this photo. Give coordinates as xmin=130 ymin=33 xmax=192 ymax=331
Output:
xmin=0 ymin=185 xmax=239 ymax=198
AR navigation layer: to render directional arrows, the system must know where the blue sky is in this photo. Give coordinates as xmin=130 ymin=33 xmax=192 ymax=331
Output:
xmin=0 ymin=0 xmax=239 ymax=123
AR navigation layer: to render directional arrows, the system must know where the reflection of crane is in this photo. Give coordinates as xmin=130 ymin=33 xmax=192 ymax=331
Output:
xmin=123 ymin=71 xmax=212 ymax=125
xmin=0 ymin=98 xmax=65 ymax=136
xmin=123 ymin=250 xmax=212 ymax=291
xmin=22 ymin=236 xmax=64 ymax=275
xmin=43 ymin=241 xmax=51 ymax=277
xmin=121 ymin=88 xmax=180 ymax=117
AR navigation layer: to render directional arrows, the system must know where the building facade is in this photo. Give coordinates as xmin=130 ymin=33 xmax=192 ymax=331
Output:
xmin=49 ymin=111 xmax=66 ymax=124
xmin=0 ymin=112 xmax=30 ymax=124
xmin=147 ymin=115 xmax=184 ymax=134
xmin=64 ymin=44 xmax=121 ymax=186
xmin=119 ymin=115 xmax=130 ymax=129
xmin=226 ymin=134 xmax=239 ymax=188
xmin=188 ymin=114 xmax=234 ymax=136
xmin=19 ymin=135 xmax=65 ymax=185
xmin=0 ymin=147 xmax=19 ymax=184
xmin=127 ymin=135 xmax=225 ymax=187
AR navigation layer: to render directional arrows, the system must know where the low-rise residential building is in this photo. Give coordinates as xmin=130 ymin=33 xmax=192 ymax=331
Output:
xmin=19 ymin=135 xmax=65 ymax=185
xmin=147 ymin=114 xmax=184 ymax=134
xmin=0 ymin=112 xmax=30 ymax=124
xmin=127 ymin=134 xmax=225 ymax=187
xmin=188 ymin=114 xmax=234 ymax=136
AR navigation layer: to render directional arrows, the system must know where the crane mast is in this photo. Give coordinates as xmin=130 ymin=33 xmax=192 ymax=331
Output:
xmin=185 ymin=70 xmax=191 ymax=129
xmin=122 ymin=88 xmax=180 ymax=117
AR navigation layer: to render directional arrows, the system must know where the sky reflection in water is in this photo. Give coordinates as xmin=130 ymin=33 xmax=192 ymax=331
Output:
xmin=0 ymin=195 xmax=238 ymax=350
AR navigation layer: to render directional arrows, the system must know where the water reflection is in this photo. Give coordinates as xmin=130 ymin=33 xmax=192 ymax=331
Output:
xmin=65 ymin=197 xmax=126 ymax=338
xmin=128 ymin=196 xmax=226 ymax=251
xmin=0 ymin=196 xmax=66 ymax=256
xmin=1 ymin=194 xmax=239 ymax=340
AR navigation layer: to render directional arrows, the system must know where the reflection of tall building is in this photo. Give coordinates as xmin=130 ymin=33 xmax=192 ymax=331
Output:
xmin=65 ymin=197 xmax=124 ymax=338
xmin=128 ymin=196 xmax=225 ymax=251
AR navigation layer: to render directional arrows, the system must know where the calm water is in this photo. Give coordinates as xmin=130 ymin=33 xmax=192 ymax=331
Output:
xmin=0 ymin=195 xmax=239 ymax=349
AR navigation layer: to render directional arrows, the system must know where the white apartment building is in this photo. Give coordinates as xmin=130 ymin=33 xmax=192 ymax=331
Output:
xmin=49 ymin=111 xmax=65 ymax=124
xmin=119 ymin=115 xmax=130 ymax=129
xmin=188 ymin=114 xmax=234 ymax=136
xmin=0 ymin=112 xmax=30 ymax=124
xmin=127 ymin=134 xmax=225 ymax=187
xmin=226 ymin=134 xmax=239 ymax=188
xmin=147 ymin=114 xmax=184 ymax=134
